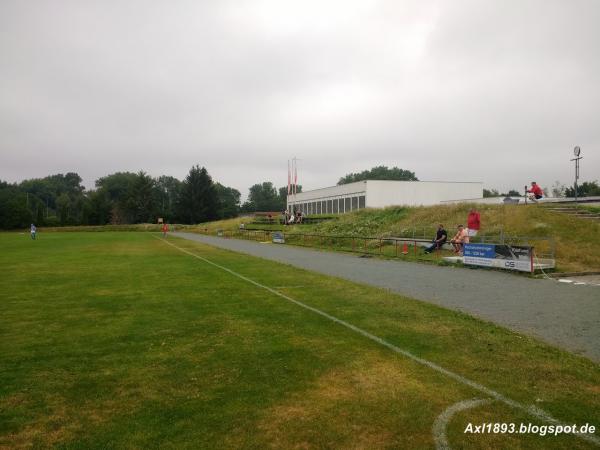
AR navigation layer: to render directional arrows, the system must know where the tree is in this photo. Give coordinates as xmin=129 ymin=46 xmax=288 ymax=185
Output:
xmin=337 ymin=166 xmax=417 ymax=185
xmin=19 ymin=172 xmax=86 ymax=224
xmin=501 ymin=189 xmax=521 ymax=197
xmin=156 ymin=175 xmax=182 ymax=222
xmin=565 ymin=181 xmax=600 ymax=198
xmin=56 ymin=193 xmax=71 ymax=225
xmin=215 ymin=183 xmax=241 ymax=219
xmin=177 ymin=165 xmax=219 ymax=224
xmin=483 ymin=188 xmax=499 ymax=198
xmin=242 ymin=182 xmax=281 ymax=212
xmin=95 ymin=172 xmax=138 ymax=223
xmin=126 ymin=171 xmax=159 ymax=223
xmin=0 ymin=184 xmax=32 ymax=229
xmin=84 ymin=190 xmax=111 ymax=225
xmin=278 ymin=185 xmax=302 ymax=210
xmin=551 ymin=181 xmax=566 ymax=198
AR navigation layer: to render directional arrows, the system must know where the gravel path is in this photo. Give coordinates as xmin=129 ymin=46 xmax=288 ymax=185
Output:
xmin=172 ymin=232 xmax=600 ymax=362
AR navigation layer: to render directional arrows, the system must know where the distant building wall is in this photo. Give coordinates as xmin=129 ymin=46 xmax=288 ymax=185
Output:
xmin=287 ymin=181 xmax=366 ymax=215
xmin=287 ymin=180 xmax=483 ymax=214
xmin=365 ymin=180 xmax=483 ymax=208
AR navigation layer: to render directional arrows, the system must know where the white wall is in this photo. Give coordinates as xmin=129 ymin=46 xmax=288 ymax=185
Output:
xmin=287 ymin=179 xmax=483 ymax=211
xmin=365 ymin=180 xmax=483 ymax=207
xmin=288 ymin=180 xmax=366 ymax=203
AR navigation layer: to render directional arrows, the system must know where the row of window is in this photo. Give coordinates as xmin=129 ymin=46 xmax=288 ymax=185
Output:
xmin=290 ymin=195 xmax=366 ymax=215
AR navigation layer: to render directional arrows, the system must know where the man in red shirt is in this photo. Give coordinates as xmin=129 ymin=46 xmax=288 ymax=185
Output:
xmin=527 ymin=182 xmax=544 ymax=203
xmin=162 ymin=223 xmax=169 ymax=237
xmin=467 ymin=208 xmax=481 ymax=237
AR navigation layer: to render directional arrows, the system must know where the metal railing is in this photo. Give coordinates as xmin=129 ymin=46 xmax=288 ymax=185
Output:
xmin=204 ymin=227 xmax=556 ymax=263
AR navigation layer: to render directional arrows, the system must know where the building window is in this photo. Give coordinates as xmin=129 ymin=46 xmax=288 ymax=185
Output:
xmin=352 ymin=196 xmax=358 ymax=210
xmin=333 ymin=199 xmax=338 ymax=213
xmin=321 ymin=201 xmax=326 ymax=214
xmin=345 ymin=197 xmax=351 ymax=212
xmin=326 ymin=200 xmax=332 ymax=214
xmin=317 ymin=202 xmax=321 ymax=214
xmin=359 ymin=196 xmax=366 ymax=209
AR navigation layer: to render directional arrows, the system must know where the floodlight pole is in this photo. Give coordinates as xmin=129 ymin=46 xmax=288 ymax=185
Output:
xmin=570 ymin=146 xmax=582 ymax=204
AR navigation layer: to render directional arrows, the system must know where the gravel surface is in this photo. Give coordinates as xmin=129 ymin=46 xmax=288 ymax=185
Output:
xmin=172 ymin=232 xmax=600 ymax=362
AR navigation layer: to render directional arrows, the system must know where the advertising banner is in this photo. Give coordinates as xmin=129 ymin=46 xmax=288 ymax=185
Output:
xmin=272 ymin=232 xmax=285 ymax=244
xmin=463 ymin=243 xmax=533 ymax=273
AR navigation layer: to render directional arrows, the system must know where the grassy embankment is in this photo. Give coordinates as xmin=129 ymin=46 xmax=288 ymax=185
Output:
xmin=194 ymin=204 xmax=600 ymax=272
xmin=1 ymin=232 xmax=598 ymax=448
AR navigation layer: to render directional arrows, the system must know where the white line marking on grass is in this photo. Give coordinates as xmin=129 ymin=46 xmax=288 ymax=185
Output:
xmin=153 ymin=235 xmax=600 ymax=447
xmin=433 ymin=398 xmax=491 ymax=450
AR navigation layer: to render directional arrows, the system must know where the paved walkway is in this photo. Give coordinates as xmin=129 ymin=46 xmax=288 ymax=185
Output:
xmin=172 ymin=232 xmax=600 ymax=362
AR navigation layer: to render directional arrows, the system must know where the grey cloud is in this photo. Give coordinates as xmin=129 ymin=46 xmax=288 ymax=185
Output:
xmin=1 ymin=0 xmax=598 ymax=195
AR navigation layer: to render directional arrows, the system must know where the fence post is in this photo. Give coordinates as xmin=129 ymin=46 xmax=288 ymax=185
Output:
xmin=395 ymin=240 xmax=398 ymax=257
xmin=379 ymin=239 xmax=382 ymax=255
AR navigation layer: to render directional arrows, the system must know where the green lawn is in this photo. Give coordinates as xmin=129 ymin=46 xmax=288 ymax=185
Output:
xmin=0 ymin=232 xmax=598 ymax=449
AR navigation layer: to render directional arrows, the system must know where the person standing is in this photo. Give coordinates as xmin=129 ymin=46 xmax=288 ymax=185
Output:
xmin=162 ymin=223 xmax=169 ymax=237
xmin=467 ymin=208 xmax=481 ymax=238
xmin=30 ymin=223 xmax=37 ymax=240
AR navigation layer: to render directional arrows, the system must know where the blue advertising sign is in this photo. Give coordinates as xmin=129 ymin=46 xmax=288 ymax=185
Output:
xmin=463 ymin=243 xmax=533 ymax=272
xmin=463 ymin=244 xmax=495 ymax=259
xmin=272 ymin=232 xmax=285 ymax=244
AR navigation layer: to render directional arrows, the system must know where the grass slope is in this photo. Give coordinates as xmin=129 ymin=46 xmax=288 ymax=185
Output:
xmin=200 ymin=204 xmax=600 ymax=272
xmin=1 ymin=232 xmax=598 ymax=449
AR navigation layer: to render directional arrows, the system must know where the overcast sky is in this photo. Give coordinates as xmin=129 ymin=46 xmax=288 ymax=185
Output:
xmin=1 ymin=0 xmax=598 ymax=197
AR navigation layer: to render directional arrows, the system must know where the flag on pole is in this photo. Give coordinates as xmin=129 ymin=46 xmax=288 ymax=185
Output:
xmin=294 ymin=158 xmax=298 ymax=195
xmin=287 ymin=160 xmax=291 ymax=195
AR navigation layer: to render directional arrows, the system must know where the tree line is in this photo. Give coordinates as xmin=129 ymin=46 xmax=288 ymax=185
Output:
xmin=1 ymin=165 xmax=429 ymax=229
xmin=0 ymin=166 xmax=304 ymax=229
xmin=0 ymin=166 xmax=242 ymax=229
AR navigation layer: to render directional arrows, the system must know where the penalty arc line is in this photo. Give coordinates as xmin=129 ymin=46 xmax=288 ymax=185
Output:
xmin=153 ymin=235 xmax=599 ymax=446
xmin=433 ymin=398 xmax=492 ymax=450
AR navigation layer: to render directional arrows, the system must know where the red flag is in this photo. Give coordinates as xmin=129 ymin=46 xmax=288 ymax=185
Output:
xmin=287 ymin=160 xmax=291 ymax=195
xmin=294 ymin=159 xmax=297 ymax=195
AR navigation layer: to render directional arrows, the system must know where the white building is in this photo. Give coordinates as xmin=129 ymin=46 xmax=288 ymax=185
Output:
xmin=287 ymin=180 xmax=483 ymax=215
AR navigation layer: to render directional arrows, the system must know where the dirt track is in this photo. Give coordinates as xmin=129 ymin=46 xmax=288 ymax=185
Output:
xmin=172 ymin=232 xmax=600 ymax=362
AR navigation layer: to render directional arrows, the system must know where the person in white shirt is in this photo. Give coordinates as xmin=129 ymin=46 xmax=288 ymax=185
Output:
xmin=450 ymin=224 xmax=469 ymax=255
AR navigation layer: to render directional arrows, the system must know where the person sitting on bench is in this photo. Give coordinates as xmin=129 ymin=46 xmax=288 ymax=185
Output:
xmin=526 ymin=181 xmax=543 ymax=202
xmin=424 ymin=224 xmax=447 ymax=253
xmin=450 ymin=224 xmax=469 ymax=255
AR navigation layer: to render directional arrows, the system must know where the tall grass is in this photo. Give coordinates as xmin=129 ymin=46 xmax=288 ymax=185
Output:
xmin=201 ymin=204 xmax=600 ymax=272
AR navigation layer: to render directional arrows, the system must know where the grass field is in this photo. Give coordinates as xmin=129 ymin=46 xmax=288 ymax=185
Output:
xmin=1 ymin=232 xmax=599 ymax=449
